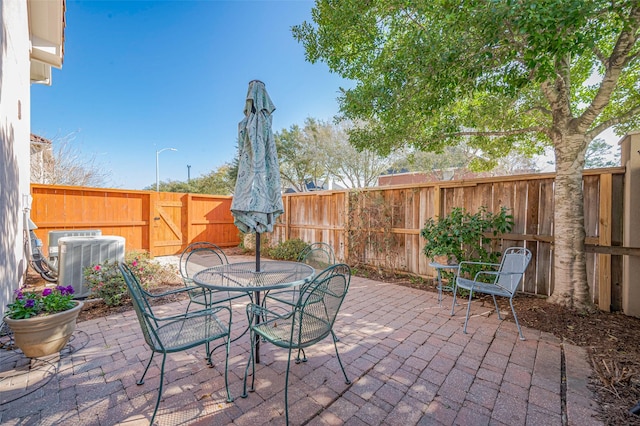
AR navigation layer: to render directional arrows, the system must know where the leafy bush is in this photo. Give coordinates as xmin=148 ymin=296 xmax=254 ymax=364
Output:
xmin=266 ymin=238 xmax=309 ymax=261
xmin=240 ymin=232 xmax=270 ymax=252
xmin=83 ymin=251 xmax=173 ymax=306
xmin=421 ymin=206 xmax=514 ymax=279
xmin=83 ymin=259 xmax=126 ymax=306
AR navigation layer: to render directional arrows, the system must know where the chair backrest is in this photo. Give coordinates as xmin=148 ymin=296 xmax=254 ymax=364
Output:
xmin=118 ymin=262 xmax=159 ymax=350
xmin=297 ymin=242 xmax=336 ymax=270
xmin=179 ymin=242 xmax=228 ymax=282
xmin=496 ymin=247 xmax=532 ymax=293
xmin=293 ymin=263 xmax=350 ymax=346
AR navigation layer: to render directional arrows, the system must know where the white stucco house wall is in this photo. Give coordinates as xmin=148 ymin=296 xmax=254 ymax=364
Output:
xmin=0 ymin=0 xmax=65 ymax=317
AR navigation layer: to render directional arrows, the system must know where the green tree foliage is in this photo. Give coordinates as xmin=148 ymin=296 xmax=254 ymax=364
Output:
xmin=294 ymin=0 xmax=640 ymax=309
xmin=585 ymin=138 xmax=621 ymax=168
xmin=275 ymin=118 xmax=396 ymax=190
xmin=390 ymin=144 xmax=539 ymax=180
xmin=275 ymin=119 xmax=326 ymax=191
xmin=152 ymin=163 xmax=235 ymax=195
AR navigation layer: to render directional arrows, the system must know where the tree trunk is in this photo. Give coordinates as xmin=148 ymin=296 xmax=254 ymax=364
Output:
xmin=548 ymin=134 xmax=594 ymax=310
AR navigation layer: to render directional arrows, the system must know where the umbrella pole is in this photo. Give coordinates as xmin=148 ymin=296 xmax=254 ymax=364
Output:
xmin=256 ymin=232 xmax=261 ymax=272
xmin=255 ymin=232 xmax=261 ymax=364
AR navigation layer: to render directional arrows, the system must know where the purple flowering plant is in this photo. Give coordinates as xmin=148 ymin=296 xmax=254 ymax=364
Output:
xmin=6 ymin=285 xmax=75 ymax=319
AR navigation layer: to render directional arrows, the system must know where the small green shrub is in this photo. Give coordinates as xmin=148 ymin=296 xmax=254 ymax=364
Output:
xmin=240 ymin=232 xmax=270 ymax=253
xmin=266 ymin=238 xmax=308 ymax=261
xmin=83 ymin=251 xmax=174 ymax=306
xmin=421 ymin=206 xmax=514 ymax=281
xmin=83 ymin=259 xmax=126 ymax=306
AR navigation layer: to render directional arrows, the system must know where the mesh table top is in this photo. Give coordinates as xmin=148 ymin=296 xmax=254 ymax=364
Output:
xmin=193 ymin=260 xmax=315 ymax=292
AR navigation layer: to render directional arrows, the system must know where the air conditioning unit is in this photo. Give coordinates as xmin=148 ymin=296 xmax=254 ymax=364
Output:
xmin=58 ymin=236 xmax=126 ymax=298
xmin=48 ymin=229 xmax=102 ymax=262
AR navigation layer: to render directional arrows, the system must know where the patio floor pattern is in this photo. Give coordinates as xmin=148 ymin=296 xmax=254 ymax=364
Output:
xmin=0 ymin=256 xmax=602 ymax=425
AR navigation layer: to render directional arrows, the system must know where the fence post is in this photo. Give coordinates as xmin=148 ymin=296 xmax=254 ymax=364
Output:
xmin=598 ymin=173 xmax=612 ymax=311
xmin=343 ymin=191 xmax=350 ymax=263
xmin=148 ymin=192 xmax=158 ymax=257
xmin=183 ymin=193 xmax=191 ymax=249
xmin=621 ymin=132 xmax=640 ymax=317
xmin=434 ymin=185 xmax=442 ymax=218
xmin=285 ymin=195 xmax=290 ymax=242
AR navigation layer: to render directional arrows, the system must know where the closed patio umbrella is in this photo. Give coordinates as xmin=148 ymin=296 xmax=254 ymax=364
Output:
xmin=231 ymin=80 xmax=283 ymax=271
xmin=231 ymin=80 xmax=283 ymax=364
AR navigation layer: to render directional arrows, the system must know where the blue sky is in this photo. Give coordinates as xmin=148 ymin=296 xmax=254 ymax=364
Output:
xmin=31 ymin=0 xmax=351 ymax=190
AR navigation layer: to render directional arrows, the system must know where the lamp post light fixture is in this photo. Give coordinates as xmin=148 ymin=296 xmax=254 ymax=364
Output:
xmin=156 ymin=147 xmax=177 ymax=191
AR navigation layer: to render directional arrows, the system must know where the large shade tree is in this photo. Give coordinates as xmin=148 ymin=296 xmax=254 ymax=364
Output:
xmin=294 ymin=0 xmax=640 ymax=309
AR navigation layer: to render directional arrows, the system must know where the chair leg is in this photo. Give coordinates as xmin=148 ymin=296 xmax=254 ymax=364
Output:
xmin=450 ymin=283 xmax=458 ymax=316
xmin=331 ymin=331 xmax=351 ymax=385
xmin=285 ymin=346 xmax=294 ymax=425
xmin=509 ymin=298 xmax=525 ymax=341
xmin=149 ymin=353 xmax=167 ymax=425
xmin=462 ymin=290 xmax=474 ymax=334
xmin=242 ymin=330 xmax=256 ymax=398
xmin=224 ymin=336 xmax=233 ymax=402
xmin=206 ymin=341 xmax=212 ymax=366
xmin=138 ymin=352 xmax=155 ymax=385
xmin=295 ymin=348 xmax=307 ymax=364
xmin=492 ymin=295 xmax=503 ymax=320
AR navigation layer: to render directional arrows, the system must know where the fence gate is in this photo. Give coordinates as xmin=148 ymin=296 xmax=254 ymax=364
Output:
xmin=152 ymin=199 xmax=183 ymax=256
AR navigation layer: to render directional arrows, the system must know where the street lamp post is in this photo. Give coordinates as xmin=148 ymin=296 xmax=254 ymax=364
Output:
xmin=156 ymin=147 xmax=177 ymax=191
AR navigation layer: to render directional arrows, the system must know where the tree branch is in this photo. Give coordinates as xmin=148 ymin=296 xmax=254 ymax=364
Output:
xmin=400 ymin=7 xmax=428 ymax=33
xmin=578 ymin=5 xmax=640 ymax=132
xmin=586 ymin=103 xmax=640 ymax=140
xmin=523 ymin=106 xmax=552 ymax=116
xmin=592 ymin=45 xmax=608 ymax=67
xmin=624 ymin=49 xmax=640 ymax=66
xmin=549 ymin=54 xmax=574 ymax=119
xmin=541 ymin=80 xmax=562 ymax=108
xmin=451 ymin=126 xmax=550 ymax=138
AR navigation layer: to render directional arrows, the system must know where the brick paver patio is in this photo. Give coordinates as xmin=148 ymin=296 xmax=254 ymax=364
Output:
xmin=0 ymin=255 xmax=601 ymax=425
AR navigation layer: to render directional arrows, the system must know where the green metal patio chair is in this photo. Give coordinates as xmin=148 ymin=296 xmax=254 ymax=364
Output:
xmin=118 ymin=263 xmax=233 ymax=425
xmin=264 ymin=241 xmax=336 ymax=307
xmin=298 ymin=242 xmax=336 ymax=269
xmin=179 ymin=241 xmax=249 ymax=310
xmin=263 ymin=242 xmax=338 ymax=362
xmin=242 ymin=263 xmax=351 ymax=425
xmin=451 ymin=246 xmax=532 ymax=340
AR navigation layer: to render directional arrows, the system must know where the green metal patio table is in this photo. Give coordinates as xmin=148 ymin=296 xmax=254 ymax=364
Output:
xmin=193 ymin=260 xmax=315 ymax=363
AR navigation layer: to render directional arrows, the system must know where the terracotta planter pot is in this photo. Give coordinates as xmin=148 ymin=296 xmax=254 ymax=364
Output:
xmin=4 ymin=301 xmax=84 ymax=358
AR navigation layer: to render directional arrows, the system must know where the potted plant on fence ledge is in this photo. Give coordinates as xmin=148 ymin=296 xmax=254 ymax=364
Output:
xmin=3 ymin=285 xmax=83 ymax=358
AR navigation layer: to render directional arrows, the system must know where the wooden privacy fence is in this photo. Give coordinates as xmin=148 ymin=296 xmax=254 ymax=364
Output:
xmin=271 ymin=168 xmax=626 ymax=312
xmin=31 ymin=166 xmax=627 ymax=311
xmin=30 ymin=185 xmax=240 ymax=257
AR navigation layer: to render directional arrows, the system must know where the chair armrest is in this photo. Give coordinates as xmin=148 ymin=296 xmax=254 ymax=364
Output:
xmin=471 ymin=269 xmax=500 ymax=283
xmin=246 ymin=303 xmax=293 ymax=324
xmin=145 ymin=304 xmax=231 ymax=323
xmin=459 ymin=261 xmax=500 ymax=269
xmin=142 ymin=285 xmax=203 ymax=299
xmin=469 ymin=270 xmax=522 ymax=291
